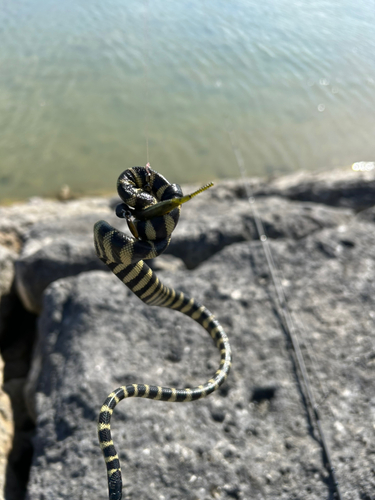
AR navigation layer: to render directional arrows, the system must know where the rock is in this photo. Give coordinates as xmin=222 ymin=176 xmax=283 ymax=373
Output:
xmin=14 ymin=213 xmax=123 ymax=314
xmin=148 ymin=254 xmax=186 ymax=273
xmin=1 ymin=196 xmax=116 ymax=315
xmin=4 ymin=378 xmax=33 ymax=432
xmin=0 ymin=232 xmax=22 ymax=254
xmin=25 ymin=212 xmax=375 ymax=498
xmin=166 ymin=198 xmax=248 ymax=269
xmin=357 ymin=206 xmax=375 ymax=224
xmin=0 ymin=294 xmax=37 ymax=383
xmin=2 ymin=377 xmax=35 ymax=500
xmin=0 ymin=246 xmax=17 ymax=300
xmin=13 ymin=191 xmax=352 ymax=314
xmin=0 ymin=166 xmax=373 ymax=499
xmin=0 ymin=197 xmax=113 ymax=243
xmin=0 ymin=355 xmax=13 ymax=500
xmin=0 ymin=248 xmax=37 ymax=499
xmin=111 ymin=177 xmax=354 ymax=269
xmin=0 ymin=246 xmax=17 ymax=341
xmin=166 ymin=194 xmax=351 ymax=269
xmin=251 ymin=167 xmax=375 ymax=210
xmin=241 ymin=196 xmax=352 ymax=240
xmin=0 ymin=244 xmax=37 ymax=500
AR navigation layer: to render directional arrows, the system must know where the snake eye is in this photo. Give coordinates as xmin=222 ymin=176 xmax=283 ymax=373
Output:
xmin=116 ymin=203 xmax=131 ymax=219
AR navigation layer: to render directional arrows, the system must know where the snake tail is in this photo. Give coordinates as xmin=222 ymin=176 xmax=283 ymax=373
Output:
xmin=94 ymin=166 xmax=232 ymax=500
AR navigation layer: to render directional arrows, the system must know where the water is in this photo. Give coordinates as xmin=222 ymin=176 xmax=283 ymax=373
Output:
xmin=0 ymin=0 xmax=374 ymax=203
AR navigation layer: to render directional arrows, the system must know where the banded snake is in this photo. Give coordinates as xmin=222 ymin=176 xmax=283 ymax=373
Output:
xmin=94 ymin=166 xmax=232 ymax=500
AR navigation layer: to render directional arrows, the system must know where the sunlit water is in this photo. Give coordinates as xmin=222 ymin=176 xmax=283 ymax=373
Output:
xmin=0 ymin=0 xmax=374 ymax=202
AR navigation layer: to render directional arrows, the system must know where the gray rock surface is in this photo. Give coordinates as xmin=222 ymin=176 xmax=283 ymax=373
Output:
xmin=0 ymin=245 xmax=37 ymax=500
xmin=25 ymin=214 xmax=374 ymax=499
xmin=0 ymin=355 xmax=13 ymax=500
xmin=0 ymin=166 xmax=374 ymax=500
xmin=14 ymin=213 xmax=122 ymax=314
xmin=357 ymin=206 xmax=375 ymax=223
xmin=251 ymin=167 xmax=375 ymax=210
xmin=195 ymin=167 xmax=375 ymax=211
xmin=14 ymin=188 xmax=352 ymax=314
xmin=0 ymin=196 xmax=112 ymax=242
xmin=167 ymin=195 xmax=352 ymax=268
xmin=0 ymin=246 xmax=18 ymax=341
xmin=0 ymin=246 xmax=17 ymax=299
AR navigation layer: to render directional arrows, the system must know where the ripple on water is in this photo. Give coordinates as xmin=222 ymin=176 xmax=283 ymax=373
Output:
xmin=0 ymin=0 xmax=374 ymax=202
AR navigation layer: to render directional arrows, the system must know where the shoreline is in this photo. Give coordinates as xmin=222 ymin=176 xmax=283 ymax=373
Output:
xmin=1 ymin=163 xmax=370 ymax=208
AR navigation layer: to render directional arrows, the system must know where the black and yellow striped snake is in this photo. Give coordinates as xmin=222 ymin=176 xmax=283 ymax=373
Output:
xmin=94 ymin=166 xmax=232 ymax=500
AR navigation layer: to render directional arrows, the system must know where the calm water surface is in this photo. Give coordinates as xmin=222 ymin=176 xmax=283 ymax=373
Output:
xmin=0 ymin=0 xmax=374 ymax=202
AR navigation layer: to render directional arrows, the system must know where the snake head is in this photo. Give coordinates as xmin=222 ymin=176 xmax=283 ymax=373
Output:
xmin=115 ymin=203 xmax=132 ymax=219
xmin=115 ymin=168 xmax=214 ymax=241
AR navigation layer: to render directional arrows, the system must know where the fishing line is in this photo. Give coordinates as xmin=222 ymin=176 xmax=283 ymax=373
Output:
xmin=292 ymin=313 xmax=335 ymax=419
xmin=226 ymin=122 xmax=343 ymax=500
xmin=138 ymin=3 xmax=342 ymax=498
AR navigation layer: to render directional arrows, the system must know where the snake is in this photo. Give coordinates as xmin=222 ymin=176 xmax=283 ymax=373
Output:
xmin=94 ymin=166 xmax=232 ymax=500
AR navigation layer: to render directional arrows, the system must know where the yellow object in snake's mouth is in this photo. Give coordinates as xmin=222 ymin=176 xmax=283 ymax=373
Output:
xmin=136 ymin=182 xmax=214 ymax=220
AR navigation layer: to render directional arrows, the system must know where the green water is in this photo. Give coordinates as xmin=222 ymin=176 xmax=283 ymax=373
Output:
xmin=0 ymin=0 xmax=374 ymax=202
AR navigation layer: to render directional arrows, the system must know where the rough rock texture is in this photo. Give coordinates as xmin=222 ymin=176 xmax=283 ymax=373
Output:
xmin=3 ymin=377 xmax=35 ymax=500
xmin=0 ymin=166 xmax=374 ymax=500
xmin=166 ymin=194 xmax=352 ymax=269
xmin=14 ymin=213 xmax=120 ymax=314
xmin=357 ymin=206 xmax=375 ymax=224
xmin=0 ymin=244 xmax=37 ymax=500
xmin=0 ymin=246 xmax=16 ymax=299
xmin=25 ymin=193 xmax=374 ymax=498
xmin=0 ymin=196 xmax=115 ymax=315
xmin=0 ymin=246 xmax=18 ymax=340
xmin=0 ymin=355 xmax=13 ymax=500
xmin=15 ymin=190 xmax=353 ymax=314
xmin=251 ymin=167 xmax=375 ymax=210
xmin=0 ymin=197 xmax=112 ymax=243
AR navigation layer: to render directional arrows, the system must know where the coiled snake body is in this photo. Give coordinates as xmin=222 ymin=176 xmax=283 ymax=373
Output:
xmin=94 ymin=166 xmax=232 ymax=500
